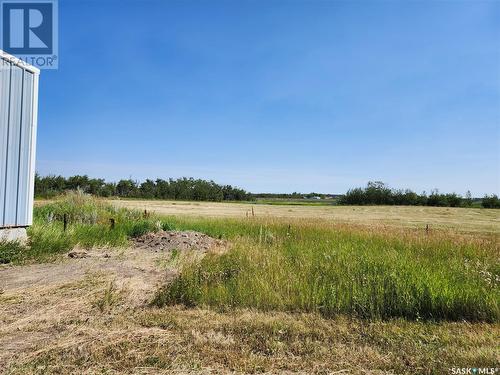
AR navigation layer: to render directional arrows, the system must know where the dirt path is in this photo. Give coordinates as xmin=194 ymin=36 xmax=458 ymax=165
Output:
xmin=0 ymin=231 xmax=225 ymax=373
xmin=0 ymin=247 xmax=166 ymax=302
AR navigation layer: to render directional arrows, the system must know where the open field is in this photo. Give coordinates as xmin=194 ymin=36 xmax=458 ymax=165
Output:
xmin=108 ymin=199 xmax=500 ymax=234
xmin=154 ymin=216 xmax=499 ymax=322
xmin=2 ymin=195 xmax=498 ymax=373
xmin=2 ymin=271 xmax=498 ymax=374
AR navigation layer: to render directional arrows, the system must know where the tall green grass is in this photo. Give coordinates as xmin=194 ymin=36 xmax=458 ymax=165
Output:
xmin=0 ymin=192 xmax=160 ymax=264
xmin=153 ymin=217 xmax=499 ymax=322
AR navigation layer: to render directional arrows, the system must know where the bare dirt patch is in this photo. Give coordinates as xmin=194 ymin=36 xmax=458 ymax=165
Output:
xmin=0 ymin=230 xmax=225 ymax=372
xmin=133 ymin=230 xmax=226 ymax=253
xmin=0 ymin=231 xmax=224 ymax=297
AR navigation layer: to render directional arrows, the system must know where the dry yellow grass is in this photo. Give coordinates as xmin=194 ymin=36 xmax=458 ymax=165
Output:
xmin=1 ymin=271 xmax=498 ymax=374
xmin=108 ymin=199 xmax=500 ymax=234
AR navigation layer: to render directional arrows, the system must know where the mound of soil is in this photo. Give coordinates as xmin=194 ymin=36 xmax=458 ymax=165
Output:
xmin=132 ymin=230 xmax=225 ymax=253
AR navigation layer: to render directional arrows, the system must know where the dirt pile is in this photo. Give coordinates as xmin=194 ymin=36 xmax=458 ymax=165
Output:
xmin=132 ymin=230 xmax=225 ymax=253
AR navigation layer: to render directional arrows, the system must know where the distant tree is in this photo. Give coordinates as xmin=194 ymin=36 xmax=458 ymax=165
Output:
xmin=338 ymin=187 xmax=365 ymax=205
xmin=66 ymin=175 xmax=90 ymax=192
xmin=34 ymin=174 xmax=492 ymax=208
xmin=337 ymin=183 xmax=477 ymax=208
xmin=445 ymin=193 xmax=462 ymax=207
xmin=35 ymin=174 xmax=254 ymax=202
xmin=482 ymin=194 xmax=500 ymax=209
xmin=140 ymin=179 xmax=157 ymax=199
xmin=88 ymin=178 xmax=106 ymax=196
xmin=463 ymin=191 xmax=473 ymax=207
xmin=34 ymin=174 xmax=67 ymax=198
xmin=116 ymin=179 xmax=139 ymax=197
xmin=427 ymin=189 xmax=447 ymax=207
xmin=99 ymin=183 xmax=116 ymax=197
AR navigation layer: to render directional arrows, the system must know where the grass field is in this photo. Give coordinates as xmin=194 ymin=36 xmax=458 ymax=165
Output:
xmin=1 ymin=195 xmax=498 ymax=373
xmin=154 ymin=216 xmax=499 ymax=322
xmin=108 ymin=198 xmax=500 ymax=233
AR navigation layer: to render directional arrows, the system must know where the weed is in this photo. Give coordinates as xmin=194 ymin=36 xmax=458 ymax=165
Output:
xmin=126 ymin=220 xmax=158 ymax=238
xmin=94 ymin=282 xmax=121 ymax=312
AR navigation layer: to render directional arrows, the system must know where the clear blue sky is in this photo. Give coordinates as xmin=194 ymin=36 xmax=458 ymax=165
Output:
xmin=36 ymin=0 xmax=500 ymax=195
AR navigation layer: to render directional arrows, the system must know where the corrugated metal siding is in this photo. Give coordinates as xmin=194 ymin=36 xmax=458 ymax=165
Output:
xmin=17 ymin=71 xmax=34 ymax=225
xmin=0 ymin=54 xmax=39 ymax=228
xmin=4 ymin=65 xmax=23 ymax=225
xmin=0 ymin=59 xmax=10 ymax=224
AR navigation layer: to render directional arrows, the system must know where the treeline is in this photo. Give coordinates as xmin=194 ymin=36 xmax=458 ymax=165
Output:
xmin=35 ymin=174 xmax=253 ymax=201
xmin=338 ymin=181 xmax=499 ymax=208
xmin=34 ymin=175 xmax=500 ymax=208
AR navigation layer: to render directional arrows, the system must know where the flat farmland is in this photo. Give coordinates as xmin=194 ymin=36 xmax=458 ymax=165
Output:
xmin=108 ymin=199 xmax=500 ymax=234
xmin=4 ymin=195 xmax=497 ymax=373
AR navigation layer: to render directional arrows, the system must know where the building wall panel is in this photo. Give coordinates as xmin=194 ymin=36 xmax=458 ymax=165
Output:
xmin=0 ymin=60 xmax=11 ymax=227
xmin=0 ymin=52 xmax=39 ymax=228
xmin=26 ymin=74 xmax=39 ymax=225
xmin=3 ymin=66 xmax=23 ymax=225
xmin=17 ymin=71 xmax=34 ymax=225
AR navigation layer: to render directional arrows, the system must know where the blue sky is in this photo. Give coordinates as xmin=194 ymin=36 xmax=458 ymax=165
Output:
xmin=36 ymin=0 xmax=499 ymax=195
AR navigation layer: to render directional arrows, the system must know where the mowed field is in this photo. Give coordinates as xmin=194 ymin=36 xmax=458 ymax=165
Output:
xmin=109 ymin=199 xmax=500 ymax=234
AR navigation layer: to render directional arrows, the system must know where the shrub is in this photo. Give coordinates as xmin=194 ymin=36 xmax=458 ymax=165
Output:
xmin=482 ymin=195 xmax=500 ymax=209
xmin=338 ymin=182 xmax=477 ymax=208
xmin=126 ymin=220 xmax=158 ymax=238
xmin=0 ymin=240 xmax=26 ymax=264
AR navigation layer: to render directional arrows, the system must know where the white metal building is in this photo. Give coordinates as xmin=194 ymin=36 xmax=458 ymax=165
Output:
xmin=0 ymin=50 xmax=40 ymax=241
